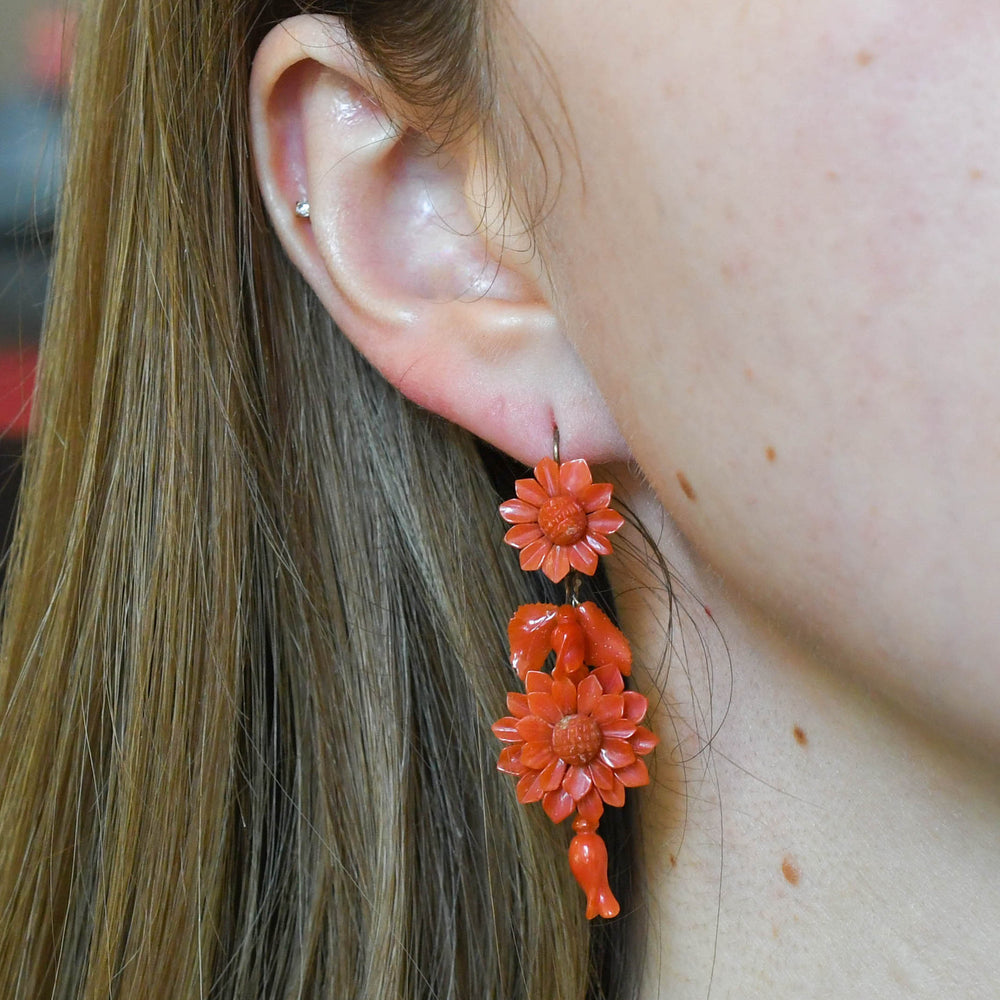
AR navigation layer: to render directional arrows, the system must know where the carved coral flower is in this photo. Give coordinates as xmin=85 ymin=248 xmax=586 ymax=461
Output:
xmin=491 ymin=666 xmax=658 ymax=826
xmin=498 ymin=457 xmax=625 ymax=583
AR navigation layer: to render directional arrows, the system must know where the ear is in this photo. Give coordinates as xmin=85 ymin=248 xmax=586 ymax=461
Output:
xmin=249 ymin=15 xmax=626 ymax=465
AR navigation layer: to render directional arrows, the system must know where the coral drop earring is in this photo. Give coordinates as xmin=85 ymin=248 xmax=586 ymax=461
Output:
xmin=492 ymin=445 xmax=657 ymax=918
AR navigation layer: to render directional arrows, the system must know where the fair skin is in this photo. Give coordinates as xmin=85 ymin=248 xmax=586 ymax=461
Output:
xmin=251 ymin=6 xmax=1000 ymax=996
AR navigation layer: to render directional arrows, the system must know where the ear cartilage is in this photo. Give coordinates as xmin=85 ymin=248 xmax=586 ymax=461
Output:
xmin=294 ymin=198 xmax=311 ymax=219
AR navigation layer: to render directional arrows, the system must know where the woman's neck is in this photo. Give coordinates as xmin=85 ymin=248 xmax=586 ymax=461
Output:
xmin=611 ymin=476 xmax=1000 ymax=999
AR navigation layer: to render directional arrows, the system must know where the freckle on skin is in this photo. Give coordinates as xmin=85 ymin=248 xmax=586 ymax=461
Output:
xmin=765 ymin=446 xmax=776 ymax=463
xmin=826 ymin=170 xmax=840 ymax=183
xmin=744 ymin=366 xmax=754 ymax=381
xmin=970 ymin=168 xmax=984 ymax=181
xmin=782 ymin=856 xmax=801 ymax=886
xmin=855 ymin=49 xmax=875 ymax=67
xmin=676 ymin=471 xmax=696 ymax=501
xmin=793 ymin=725 xmax=807 ymax=746
xmin=669 ymin=854 xmax=677 ymax=868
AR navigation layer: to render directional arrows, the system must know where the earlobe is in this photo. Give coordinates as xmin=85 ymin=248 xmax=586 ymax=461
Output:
xmin=249 ymin=15 xmax=627 ymax=465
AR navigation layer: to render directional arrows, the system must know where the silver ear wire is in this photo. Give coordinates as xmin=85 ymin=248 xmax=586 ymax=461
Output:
xmin=294 ymin=198 xmax=311 ymax=219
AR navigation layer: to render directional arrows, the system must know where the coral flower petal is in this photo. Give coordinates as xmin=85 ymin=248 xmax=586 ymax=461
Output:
xmin=499 ymin=499 xmax=541 ymax=524
xmin=515 ymin=478 xmax=550 ymax=507
xmin=519 ymin=539 xmax=551 ymax=571
xmin=631 ymin=726 xmax=659 ymax=755
xmin=580 ymin=483 xmax=613 ymax=513
xmin=539 ymin=757 xmax=568 ymax=792
xmin=504 ymin=523 xmax=544 ymax=548
xmin=524 ymin=671 xmax=551 ymax=695
xmin=517 ymin=772 xmax=545 ymax=803
xmin=600 ymin=719 xmax=638 ymax=740
xmin=542 ymin=544 xmax=572 ymax=583
xmin=601 ymin=775 xmax=626 ymax=808
xmin=534 ymin=457 xmax=561 ymax=496
xmin=577 ymin=673 xmax=604 ymax=716
xmin=587 ymin=509 xmax=625 ymax=534
xmin=598 ymin=739 xmax=637 ymax=769
xmin=593 ymin=665 xmax=625 ymax=695
xmin=522 ymin=742 xmax=557 ymax=770
xmin=543 ymin=788 xmax=576 ymax=824
xmin=559 ymin=459 xmax=593 ymax=495
xmin=506 ymin=692 xmax=530 ymax=716
xmin=497 ymin=746 xmax=523 ymax=774
xmin=592 ymin=693 xmax=625 ymax=725
xmin=576 ymin=788 xmax=605 ymax=824
xmin=617 ymin=759 xmax=650 ymax=787
xmin=568 ymin=541 xmax=599 ymax=575
xmin=551 ymin=676 xmax=577 ymax=715
xmin=563 ymin=765 xmax=593 ymax=800
xmin=588 ymin=759 xmax=616 ymax=793
xmin=491 ymin=717 xmax=520 ymax=741
xmin=623 ymin=691 xmax=648 ymax=723
xmin=527 ymin=692 xmax=563 ymax=724
xmin=584 ymin=533 xmax=614 ymax=557
xmin=516 ymin=716 xmax=552 ymax=743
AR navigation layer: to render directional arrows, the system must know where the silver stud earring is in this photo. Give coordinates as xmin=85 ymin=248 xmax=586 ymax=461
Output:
xmin=294 ymin=198 xmax=311 ymax=220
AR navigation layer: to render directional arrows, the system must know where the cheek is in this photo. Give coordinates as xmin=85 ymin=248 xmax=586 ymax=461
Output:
xmin=525 ymin=1 xmax=1000 ymax=744
xmin=768 ymin=6 xmax=1000 ymax=302
xmin=545 ymin=0 xmax=1000 ymax=526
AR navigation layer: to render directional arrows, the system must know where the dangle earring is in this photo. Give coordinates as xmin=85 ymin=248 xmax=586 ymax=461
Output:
xmin=491 ymin=429 xmax=658 ymax=919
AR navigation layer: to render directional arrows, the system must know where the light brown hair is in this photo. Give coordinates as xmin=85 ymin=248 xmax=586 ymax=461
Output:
xmin=0 ymin=0 xmax=637 ymax=996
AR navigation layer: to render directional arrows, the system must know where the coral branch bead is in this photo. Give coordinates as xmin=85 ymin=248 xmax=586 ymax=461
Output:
xmin=507 ymin=602 xmax=632 ymax=682
xmin=569 ymin=827 xmax=619 ymax=919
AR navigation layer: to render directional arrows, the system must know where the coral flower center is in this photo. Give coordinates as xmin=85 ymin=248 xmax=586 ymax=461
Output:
xmin=538 ymin=496 xmax=588 ymax=546
xmin=552 ymin=714 xmax=602 ymax=766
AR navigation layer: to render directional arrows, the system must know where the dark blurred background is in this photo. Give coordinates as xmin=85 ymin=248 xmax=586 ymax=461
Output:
xmin=0 ymin=2 xmax=75 ymax=574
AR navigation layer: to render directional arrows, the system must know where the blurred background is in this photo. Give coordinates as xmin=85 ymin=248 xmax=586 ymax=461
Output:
xmin=0 ymin=0 xmax=75 ymax=570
